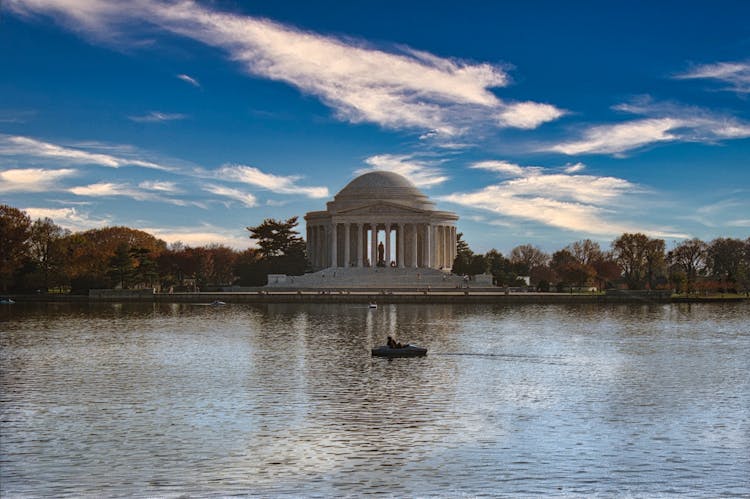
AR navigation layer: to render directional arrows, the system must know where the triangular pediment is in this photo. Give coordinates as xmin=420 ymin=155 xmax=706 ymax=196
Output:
xmin=335 ymin=200 xmax=427 ymax=216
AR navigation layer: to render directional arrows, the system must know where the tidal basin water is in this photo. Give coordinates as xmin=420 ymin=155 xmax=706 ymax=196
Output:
xmin=1 ymin=302 xmax=748 ymax=497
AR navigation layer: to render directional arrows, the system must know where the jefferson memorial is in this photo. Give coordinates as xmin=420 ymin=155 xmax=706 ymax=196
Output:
xmin=268 ymin=170 xmax=463 ymax=288
xmin=306 ymin=171 xmax=458 ymax=270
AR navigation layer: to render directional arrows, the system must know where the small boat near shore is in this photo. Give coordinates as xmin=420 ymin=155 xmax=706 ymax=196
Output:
xmin=0 ymin=297 xmax=15 ymax=305
xmin=371 ymin=344 xmax=427 ymax=358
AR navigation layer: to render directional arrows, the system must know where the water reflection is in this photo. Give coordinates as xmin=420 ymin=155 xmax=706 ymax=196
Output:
xmin=1 ymin=302 xmax=748 ymax=496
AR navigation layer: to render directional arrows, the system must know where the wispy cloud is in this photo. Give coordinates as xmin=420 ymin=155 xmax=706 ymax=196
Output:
xmin=356 ymin=154 xmax=448 ymax=188
xmin=129 ymin=111 xmax=187 ymax=123
xmin=548 ymin=118 xmax=681 ymax=155
xmin=563 ymin=162 xmax=586 ymax=173
xmin=0 ymin=167 xmax=77 ymax=192
xmin=546 ymin=99 xmax=750 ymax=156
xmin=203 ymin=184 xmax=258 ymax=208
xmin=69 ymin=181 xmax=195 ymax=206
xmin=0 ymin=109 xmax=37 ymax=123
xmin=4 ymin=0 xmax=563 ymax=136
xmin=442 ymin=160 xmax=685 ymax=238
xmin=143 ymin=224 xmax=252 ymax=250
xmin=684 ymin=197 xmax=750 ymax=228
xmin=176 ymin=73 xmax=200 ymax=87
xmin=22 ymin=206 xmax=110 ymax=231
xmin=217 ymin=164 xmax=329 ymax=198
xmin=0 ymin=134 xmax=173 ymax=170
xmin=138 ymin=180 xmax=181 ymax=193
xmin=675 ymin=61 xmax=750 ymax=93
xmin=471 ymin=160 xmax=533 ymax=177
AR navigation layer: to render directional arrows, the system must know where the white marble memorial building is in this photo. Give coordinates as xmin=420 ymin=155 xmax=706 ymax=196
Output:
xmin=304 ymin=171 xmax=459 ymax=271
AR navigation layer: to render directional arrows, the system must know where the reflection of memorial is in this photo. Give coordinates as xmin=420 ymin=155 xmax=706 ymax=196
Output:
xmin=305 ymin=171 xmax=458 ymax=271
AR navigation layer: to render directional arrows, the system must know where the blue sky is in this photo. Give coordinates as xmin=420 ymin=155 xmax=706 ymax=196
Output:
xmin=1 ymin=0 xmax=748 ymax=253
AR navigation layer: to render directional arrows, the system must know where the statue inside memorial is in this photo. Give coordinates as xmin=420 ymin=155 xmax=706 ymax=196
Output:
xmin=377 ymin=241 xmax=385 ymax=266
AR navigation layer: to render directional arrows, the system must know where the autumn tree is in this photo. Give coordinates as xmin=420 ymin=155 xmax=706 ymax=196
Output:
xmin=706 ymin=238 xmax=745 ymax=291
xmin=509 ymin=244 xmax=549 ymax=275
xmin=612 ymin=233 xmax=665 ymax=290
xmin=550 ymin=248 xmax=593 ymax=290
xmin=26 ymin=217 xmax=70 ymax=291
xmin=667 ymin=238 xmax=707 ymax=294
xmin=205 ymin=244 xmax=238 ymax=286
xmin=591 ymin=253 xmax=621 ymax=291
xmin=64 ymin=226 xmax=166 ymax=292
xmin=644 ymin=238 xmax=666 ymax=290
xmin=0 ymin=205 xmax=31 ymax=292
xmin=568 ymin=239 xmax=602 ymax=265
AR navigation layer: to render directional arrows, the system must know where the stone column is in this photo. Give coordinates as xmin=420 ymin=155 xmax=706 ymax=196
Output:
xmin=306 ymin=225 xmax=311 ymax=263
xmin=411 ymin=224 xmax=418 ymax=268
xmin=444 ymin=225 xmax=450 ymax=268
xmin=398 ymin=223 xmax=405 ymax=268
xmin=321 ymin=225 xmax=327 ymax=268
xmin=314 ymin=225 xmax=320 ymax=268
xmin=344 ymin=223 xmax=350 ymax=268
xmin=424 ymin=224 xmax=431 ymax=268
xmin=451 ymin=226 xmax=456 ymax=268
xmin=370 ymin=223 xmax=377 ymax=267
xmin=385 ymin=224 xmax=391 ymax=266
xmin=439 ymin=225 xmax=445 ymax=268
xmin=356 ymin=223 xmax=363 ymax=267
xmin=330 ymin=222 xmax=338 ymax=268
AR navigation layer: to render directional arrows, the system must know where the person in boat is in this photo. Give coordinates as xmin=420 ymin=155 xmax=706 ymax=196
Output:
xmin=387 ymin=336 xmax=406 ymax=349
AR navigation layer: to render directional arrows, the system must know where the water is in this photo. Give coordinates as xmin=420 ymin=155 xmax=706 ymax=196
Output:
xmin=1 ymin=302 xmax=748 ymax=497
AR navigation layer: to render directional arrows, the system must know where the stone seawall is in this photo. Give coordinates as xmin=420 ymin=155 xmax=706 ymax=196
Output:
xmin=8 ymin=291 xmax=745 ymax=304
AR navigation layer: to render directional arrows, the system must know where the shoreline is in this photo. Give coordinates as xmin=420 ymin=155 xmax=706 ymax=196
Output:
xmin=6 ymin=291 xmax=747 ymax=305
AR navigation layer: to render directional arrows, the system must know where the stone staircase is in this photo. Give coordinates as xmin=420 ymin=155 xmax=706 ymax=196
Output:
xmin=267 ymin=266 xmax=471 ymax=289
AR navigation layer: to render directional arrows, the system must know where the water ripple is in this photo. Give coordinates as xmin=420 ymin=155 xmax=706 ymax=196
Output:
xmin=1 ymin=302 xmax=749 ymax=497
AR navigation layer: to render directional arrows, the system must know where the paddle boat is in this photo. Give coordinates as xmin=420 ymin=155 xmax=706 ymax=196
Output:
xmin=371 ymin=344 xmax=427 ymax=358
xmin=0 ymin=297 xmax=15 ymax=305
xmin=210 ymin=300 xmax=227 ymax=307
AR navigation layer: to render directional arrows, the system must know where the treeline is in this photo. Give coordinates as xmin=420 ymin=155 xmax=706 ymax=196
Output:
xmin=1 ymin=204 xmax=748 ymax=294
xmin=453 ymin=233 xmax=750 ymax=294
xmin=0 ymin=205 xmax=305 ymax=293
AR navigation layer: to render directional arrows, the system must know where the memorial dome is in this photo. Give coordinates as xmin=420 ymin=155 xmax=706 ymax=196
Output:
xmin=332 ymin=171 xmax=434 ymax=210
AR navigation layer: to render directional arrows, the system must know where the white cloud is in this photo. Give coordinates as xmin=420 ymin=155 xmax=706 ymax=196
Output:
xmin=177 ymin=73 xmax=200 ymax=87
xmin=138 ymin=180 xmax=180 ymax=192
xmin=0 ymin=134 xmax=172 ymax=170
xmin=356 ymin=154 xmax=448 ymax=188
xmin=496 ymin=101 xmax=565 ymax=129
xmin=203 ymin=184 xmax=258 ymax=207
xmin=547 ymin=99 xmax=750 ymax=156
xmin=217 ymin=164 xmax=329 ymax=198
xmin=442 ymin=159 xmax=684 ymax=238
xmin=727 ymin=219 xmax=750 ymax=227
xmin=22 ymin=206 xmax=110 ymax=231
xmin=4 ymin=0 xmax=563 ymax=135
xmin=0 ymin=167 xmax=77 ymax=192
xmin=564 ymin=162 xmax=585 ymax=173
xmin=470 ymin=160 xmax=528 ymax=176
xmin=129 ymin=111 xmax=187 ymax=122
xmin=675 ymin=61 xmax=750 ymax=93
xmin=69 ymin=181 xmax=193 ymax=206
xmin=144 ymin=224 xmax=252 ymax=250
xmin=549 ymin=118 xmax=681 ymax=155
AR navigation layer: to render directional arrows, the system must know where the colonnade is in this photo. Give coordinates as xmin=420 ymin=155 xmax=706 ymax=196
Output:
xmin=306 ymin=221 xmax=456 ymax=270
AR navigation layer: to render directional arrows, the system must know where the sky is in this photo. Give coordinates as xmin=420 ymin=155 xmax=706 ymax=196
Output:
xmin=1 ymin=0 xmax=749 ymax=254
